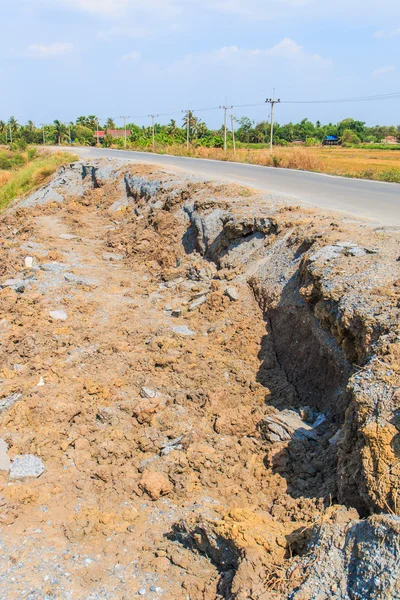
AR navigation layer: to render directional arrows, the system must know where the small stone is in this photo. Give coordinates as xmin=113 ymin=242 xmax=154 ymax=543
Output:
xmin=24 ymin=256 xmax=33 ymax=269
xmin=171 ymin=326 xmax=195 ymax=336
xmin=224 ymin=287 xmax=239 ymax=301
xmin=59 ymin=233 xmax=78 ymax=240
xmin=10 ymin=455 xmax=44 ymax=479
xmin=37 ymin=376 xmax=45 ymax=387
xmin=0 ymin=393 xmax=22 ymax=413
xmin=329 ymin=429 xmax=342 ymax=446
xmin=140 ymin=387 xmax=158 ymax=399
xmin=189 ymin=295 xmax=207 ymax=311
xmin=171 ymin=309 xmax=182 ymax=318
xmin=2 ymin=279 xmax=27 ymax=292
xmin=0 ymin=439 xmax=11 ymax=472
xmin=138 ymin=589 xmax=146 ymax=596
xmin=163 ymin=304 xmax=172 ymax=312
xmin=49 ymin=310 xmax=68 ymax=321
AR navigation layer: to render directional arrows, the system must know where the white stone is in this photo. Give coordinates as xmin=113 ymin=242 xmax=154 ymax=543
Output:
xmin=140 ymin=387 xmax=158 ymax=399
xmin=37 ymin=376 xmax=45 ymax=387
xmin=0 ymin=439 xmax=11 ymax=472
xmin=24 ymin=256 xmax=33 ymax=269
xmin=224 ymin=287 xmax=239 ymax=301
xmin=10 ymin=455 xmax=44 ymax=479
xmin=49 ymin=310 xmax=68 ymax=321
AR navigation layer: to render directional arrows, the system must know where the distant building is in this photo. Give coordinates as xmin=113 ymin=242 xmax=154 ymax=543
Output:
xmin=323 ymin=135 xmax=340 ymax=146
xmin=94 ymin=130 xmax=131 ymax=141
xmin=382 ymin=135 xmax=399 ymax=145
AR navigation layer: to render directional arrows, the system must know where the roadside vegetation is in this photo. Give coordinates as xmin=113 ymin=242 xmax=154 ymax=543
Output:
xmin=0 ymin=147 xmax=77 ymax=210
xmin=0 ymin=115 xmax=399 ymax=183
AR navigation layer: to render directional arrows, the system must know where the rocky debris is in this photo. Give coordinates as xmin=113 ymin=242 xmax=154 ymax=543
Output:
xmin=0 ymin=159 xmax=399 ymax=598
xmin=224 ymin=287 xmax=239 ymax=301
xmin=124 ymin=174 xmax=162 ymax=201
xmin=0 ymin=392 xmax=22 ymax=413
xmin=291 ymin=510 xmax=400 ymax=600
xmin=171 ymin=325 xmax=196 ymax=336
xmin=259 ymin=409 xmax=319 ymax=442
xmin=0 ymin=439 xmax=11 ymax=471
xmin=64 ymin=272 xmax=98 ymax=286
xmin=49 ymin=309 xmax=68 ymax=321
xmin=139 ymin=471 xmax=173 ymax=500
xmin=9 ymin=455 xmax=44 ymax=479
xmin=2 ymin=279 xmax=27 ymax=292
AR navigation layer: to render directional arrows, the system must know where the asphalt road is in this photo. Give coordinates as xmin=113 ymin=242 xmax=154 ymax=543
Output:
xmin=59 ymin=146 xmax=400 ymax=227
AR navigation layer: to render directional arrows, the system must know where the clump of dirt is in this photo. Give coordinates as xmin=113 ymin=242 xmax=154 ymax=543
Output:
xmin=0 ymin=159 xmax=398 ymax=599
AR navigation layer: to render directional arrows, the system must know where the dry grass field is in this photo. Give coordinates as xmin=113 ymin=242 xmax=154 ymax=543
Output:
xmin=151 ymin=144 xmax=400 ymax=183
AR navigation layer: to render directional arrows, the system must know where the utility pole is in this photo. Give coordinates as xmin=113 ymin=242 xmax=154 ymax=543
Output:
xmin=265 ymin=90 xmax=281 ymax=153
xmin=183 ymin=109 xmax=191 ymax=150
xmin=119 ymin=116 xmax=128 ymax=149
xmin=230 ymin=114 xmax=236 ymax=157
xmin=9 ymin=127 xmax=12 ymax=145
xmin=41 ymin=124 xmax=46 ymax=145
xmin=220 ymin=104 xmax=233 ymax=152
xmin=68 ymin=123 xmax=72 ymax=145
xmin=149 ymin=114 xmax=159 ymax=151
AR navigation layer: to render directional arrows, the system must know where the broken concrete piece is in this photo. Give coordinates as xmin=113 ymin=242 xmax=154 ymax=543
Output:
xmin=0 ymin=440 xmax=11 ymax=472
xmin=24 ymin=256 xmax=33 ymax=269
xmin=171 ymin=326 xmax=195 ymax=336
xmin=2 ymin=279 xmax=27 ymax=292
xmin=260 ymin=410 xmax=318 ymax=443
xmin=10 ymin=455 xmax=44 ymax=479
xmin=49 ymin=310 xmax=68 ymax=321
xmin=224 ymin=287 xmax=239 ymax=301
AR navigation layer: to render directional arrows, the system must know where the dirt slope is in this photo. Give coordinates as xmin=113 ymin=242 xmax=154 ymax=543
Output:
xmin=0 ymin=159 xmax=399 ymax=599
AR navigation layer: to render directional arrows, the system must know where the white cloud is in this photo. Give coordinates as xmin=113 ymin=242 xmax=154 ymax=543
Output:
xmin=59 ymin=0 xmax=130 ymax=17
xmin=180 ymin=39 xmax=332 ymax=67
xmin=97 ymin=26 xmax=150 ymax=40
xmin=121 ymin=51 xmax=142 ymax=62
xmin=25 ymin=42 xmax=74 ymax=58
xmin=371 ymin=65 xmax=397 ymax=78
xmin=373 ymin=28 xmax=400 ymax=39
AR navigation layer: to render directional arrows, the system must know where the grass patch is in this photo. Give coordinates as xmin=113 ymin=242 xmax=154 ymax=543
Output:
xmin=0 ymin=149 xmax=77 ymax=211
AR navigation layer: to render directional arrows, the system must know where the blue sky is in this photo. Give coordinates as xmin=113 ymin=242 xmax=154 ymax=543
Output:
xmin=1 ymin=0 xmax=400 ymax=128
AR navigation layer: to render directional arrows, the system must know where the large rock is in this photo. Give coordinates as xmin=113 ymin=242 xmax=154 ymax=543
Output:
xmin=291 ymin=511 xmax=400 ymax=600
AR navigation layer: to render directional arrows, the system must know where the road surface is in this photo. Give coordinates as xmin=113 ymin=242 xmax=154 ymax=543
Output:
xmin=58 ymin=146 xmax=400 ymax=227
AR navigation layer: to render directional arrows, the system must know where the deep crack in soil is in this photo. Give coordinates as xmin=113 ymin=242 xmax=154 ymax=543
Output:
xmin=0 ymin=159 xmax=399 ymax=599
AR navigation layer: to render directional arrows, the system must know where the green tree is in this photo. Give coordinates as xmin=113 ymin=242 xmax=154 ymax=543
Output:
xmin=53 ymin=120 xmax=66 ymax=145
xmin=105 ymin=117 xmax=116 ymax=131
xmin=7 ymin=116 xmax=19 ymax=134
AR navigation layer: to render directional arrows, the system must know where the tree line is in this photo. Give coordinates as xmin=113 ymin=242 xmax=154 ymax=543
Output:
xmin=1 ymin=114 xmax=399 ymax=149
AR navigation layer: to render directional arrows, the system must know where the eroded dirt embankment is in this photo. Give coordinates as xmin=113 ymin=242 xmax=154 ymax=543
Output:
xmin=0 ymin=159 xmax=399 ymax=599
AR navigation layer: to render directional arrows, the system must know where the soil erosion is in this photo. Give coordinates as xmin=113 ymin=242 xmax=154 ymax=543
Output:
xmin=0 ymin=159 xmax=399 ymax=599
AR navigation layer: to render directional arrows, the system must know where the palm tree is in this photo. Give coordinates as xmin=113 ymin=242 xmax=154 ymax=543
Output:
xmin=197 ymin=121 xmax=208 ymax=138
xmin=182 ymin=111 xmax=199 ymax=138
xmin=7 ymin=116 xmax=19 ymax=134
xmin=0 ymin=121 xmax=6 ymax=135
xmin=53 ymin=120 xmax=66 ymax=145
xmin=87 ymin=115 xmax=98 ymax=130
xmin=168 ymin=119 xmax=178 ymax=135
xmin=27 ymin=120 xmax=35 ymax=131
xmin=105 ymin=117 xmax=116 ymax=131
